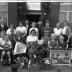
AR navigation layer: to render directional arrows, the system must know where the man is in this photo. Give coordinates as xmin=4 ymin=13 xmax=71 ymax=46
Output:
xmin=42 ymin=20 xmax=51 ymax=37
xmin=6 ymin=24 xmax=15 ymax=35
xmin=0 ymin=23 xmax=8 ymax=32
xmin=25 ymin=20 xmax=30 ymax=36
xmin=37 ymin=21 xmax=43 ymax=40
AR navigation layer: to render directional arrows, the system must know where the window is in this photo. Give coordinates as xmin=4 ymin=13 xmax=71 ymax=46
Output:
xmin=27 ymin=0 xmax=41 ymax=10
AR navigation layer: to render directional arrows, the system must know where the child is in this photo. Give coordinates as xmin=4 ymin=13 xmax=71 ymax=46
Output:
xmin=58 ymin=36 xmax=68 ymax=49
xmin=42 ymin=31 xmax=51 ymax=47
xmin=0 ymin=33 xmax=12 ymax=63
xmin=48 ymin=33 xmax=58 ymax=49
xmin=26 ymin=29 xmax=38 ymax=64
xmin=29 ymin=22 xmax=39 ymax=36
xmin=38 ymin=31 xmax=51 ymax=58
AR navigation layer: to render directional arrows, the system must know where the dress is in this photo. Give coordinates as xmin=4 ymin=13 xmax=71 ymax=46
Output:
xmin=26 ymin=35 xmax=38 ymax=61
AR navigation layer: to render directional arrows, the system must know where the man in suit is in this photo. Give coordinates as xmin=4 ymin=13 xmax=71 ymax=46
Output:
xmin=0 ymin=23 xmax=8 ymax=32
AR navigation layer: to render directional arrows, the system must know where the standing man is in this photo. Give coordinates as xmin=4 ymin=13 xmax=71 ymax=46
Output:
xmin=42 ymin=20 xmax=51 ymax=38
xmin=0 ymin=19 xmax=8 ymax=32
xmin=37 ymin=21 xmax=43 ymax=40
xmin=25 ymin=20 xmax=30 ymax=36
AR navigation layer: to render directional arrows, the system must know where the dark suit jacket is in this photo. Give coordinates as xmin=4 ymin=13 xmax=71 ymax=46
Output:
xmin=0 ymin=25 xmax=8 ymax=32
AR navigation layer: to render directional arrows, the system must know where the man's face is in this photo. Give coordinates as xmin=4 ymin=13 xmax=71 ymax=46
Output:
xmin=1 ymin=32 xmax=5 ymax=38
xmin=19 ymin=22 xmax=23 ymax=27
xmin=25 ymin=21 xmax=29 ymax=25
xmin=10 ymin=24 xmax=13 ymax=28
xmin=46 ymin=23 xmax=49 ymax=27
xmin=32 ymin=22 xmax=36 ymax=27
xmin=44 ymin=32 xmax=48 ymax=37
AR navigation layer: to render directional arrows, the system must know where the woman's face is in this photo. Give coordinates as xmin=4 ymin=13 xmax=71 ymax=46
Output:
xmin=32 ymin=22 xmax=36 ymax=27
xmin=1 ymin=32 xmax=5 ymax=38
xmin=64 ymin=22 xmax=67 ymax=27
xmin=56 ymin=23 xmax=60 ymax=29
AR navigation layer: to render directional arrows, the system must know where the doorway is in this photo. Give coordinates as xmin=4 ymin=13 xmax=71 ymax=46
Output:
xmin=26 ymin=14 xmax=41 ymax=24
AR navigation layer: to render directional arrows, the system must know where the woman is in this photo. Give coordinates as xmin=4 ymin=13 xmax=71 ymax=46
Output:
xmin=0 ymin=31 xmax=12 ymax=63
xmin=54 ymin=23 xmax=62 ymax=37
xmin=16 ymin=21 xmax=27 ymax=37
xmin=11 ymin=31 xmax=27 ymax=72
xmin=62 ymin=21 xmax=71 ymax=42
xmin=14 ymin=31 xmax=27 ymax=55
xmin=6 ymin=24 xmax=15 ymax=35
xmin=29 ymin=22 xmax=39 ymax=36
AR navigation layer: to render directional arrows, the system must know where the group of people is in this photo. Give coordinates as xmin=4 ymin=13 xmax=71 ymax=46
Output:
xmin=0 ymin=19 xmax=72 ymax=71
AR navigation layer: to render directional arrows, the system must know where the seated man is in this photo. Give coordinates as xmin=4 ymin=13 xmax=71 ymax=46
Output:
xmin=58 ymin=36 xmax=68 ymax=49
xmin=48 ymin=33 xmax=58 ymax=49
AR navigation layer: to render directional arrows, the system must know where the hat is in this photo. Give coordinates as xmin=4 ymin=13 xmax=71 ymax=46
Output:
xmin=30 ymin=29 xmax=36 ymax=34
xmin=38 ymin=22 xmax=42 ymax=24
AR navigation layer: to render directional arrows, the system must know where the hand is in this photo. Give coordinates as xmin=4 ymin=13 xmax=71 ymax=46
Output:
xmin=67 ymin=40 xmax=69 ymax=43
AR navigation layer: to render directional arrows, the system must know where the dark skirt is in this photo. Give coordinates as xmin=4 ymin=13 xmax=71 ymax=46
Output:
xmin=63 ymin=35 xmax=68 ymax=42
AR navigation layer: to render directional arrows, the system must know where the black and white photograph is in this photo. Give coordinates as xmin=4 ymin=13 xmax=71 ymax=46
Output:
xmin=0 ymin=0 xmax=72 ymax=72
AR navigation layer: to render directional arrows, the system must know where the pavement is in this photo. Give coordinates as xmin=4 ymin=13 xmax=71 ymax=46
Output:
xmin=0 ymin=63 xmax=72 ymax=72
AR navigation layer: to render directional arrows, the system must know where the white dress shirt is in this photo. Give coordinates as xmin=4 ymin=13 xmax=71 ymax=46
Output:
xmin=54 ymin=28 xmax=62 ymax=36
xmin=6 ymin=28 xmax=15 ymax=35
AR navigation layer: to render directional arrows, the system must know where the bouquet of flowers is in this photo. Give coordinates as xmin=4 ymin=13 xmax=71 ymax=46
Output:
xmin=14 ymin=56 xmax=28 ymax=68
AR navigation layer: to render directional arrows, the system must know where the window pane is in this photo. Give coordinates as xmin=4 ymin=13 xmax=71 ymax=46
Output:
xmin=60 ymin=5 xmax=69 ymax=11
xmin=27 ymin=2 xmax=41 ymax=10
xmin=69 ymin=4 xmax=72 ymax=11
xmin=69 ymin=12 xmax=72 ymax=23
xmin=59 ymin=12 xmax=67 ymax=23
